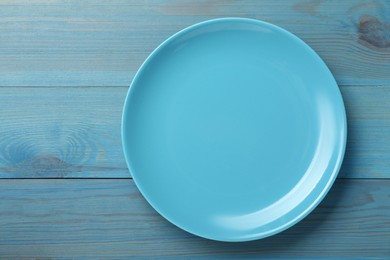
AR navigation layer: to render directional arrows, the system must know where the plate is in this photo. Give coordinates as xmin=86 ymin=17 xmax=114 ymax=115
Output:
xmin=122 ymin=18 xmax=347 ymax=242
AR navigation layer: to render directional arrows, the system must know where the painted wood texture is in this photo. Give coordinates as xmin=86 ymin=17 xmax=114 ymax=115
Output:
xmin=0 ymin=179 xmax=388 ymax=258
xmin=0 ymin=0 xmax=389 ymax=87
xmin=0 ymin=0 xmax=389 ymax=258
xmin=1 ymin=86 xmax=390 ymax=178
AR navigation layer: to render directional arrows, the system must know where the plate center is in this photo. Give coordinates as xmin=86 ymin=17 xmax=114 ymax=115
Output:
xmin=165 ymin=57 xmax=319 ymax=213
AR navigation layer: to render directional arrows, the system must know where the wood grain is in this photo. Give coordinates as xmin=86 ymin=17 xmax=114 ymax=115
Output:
xmin=0 ymin=1 xmax=388 ymax=258
xmin=0 ymin=0 xmax=389 ymax=87
xmin=1 ymin=86 xmax=390 ymax=178
xmin=0 ymin=87 xmax=128 ymax=178
xmin=0 ymin=179 xmax=388 ymax=258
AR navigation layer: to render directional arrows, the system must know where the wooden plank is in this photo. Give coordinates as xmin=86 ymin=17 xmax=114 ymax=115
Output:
xmin=0 ymin=87 xmax=128 ymax=178
xmin=0 ymin=0 xmax=389 ymax=87
xmin=1 ymin=86 xmax=390 ymax=178
xmin=0 ymin=179 xmax=388 ymax=258
xmin=341 ymin=86 xmax=390 ymax=179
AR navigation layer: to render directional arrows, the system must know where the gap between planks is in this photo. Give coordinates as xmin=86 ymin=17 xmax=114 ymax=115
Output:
xmin=1 ymin=85 xmax=390 ymax=88
xmin=0 ymin=177 xmax=388 ymax=180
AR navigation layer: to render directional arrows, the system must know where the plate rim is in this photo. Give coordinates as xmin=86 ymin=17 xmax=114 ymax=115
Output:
xmin=121 ymin=17 xmax=347 ymax=242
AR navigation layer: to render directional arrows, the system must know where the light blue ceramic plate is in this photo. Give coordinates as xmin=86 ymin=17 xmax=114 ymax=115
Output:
xmin=122 ymin=18 xmax=347 ymax=242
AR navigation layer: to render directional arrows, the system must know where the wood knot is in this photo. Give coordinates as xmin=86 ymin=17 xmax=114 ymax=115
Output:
xmin=17 ymin=154 xmax=79 ymax=177
xmin=358 ymin=15 xmax=390 ymax=49
xmin=28 ymin=154 xmax=70 ymax=170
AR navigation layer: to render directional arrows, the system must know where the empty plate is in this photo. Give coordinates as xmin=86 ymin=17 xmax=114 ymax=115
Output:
xmin=122 ymin=18 xmax=347 ymax=242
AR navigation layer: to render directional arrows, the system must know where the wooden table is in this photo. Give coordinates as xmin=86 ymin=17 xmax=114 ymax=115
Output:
xmin=1 ymin=1 xmax=389 ymax=258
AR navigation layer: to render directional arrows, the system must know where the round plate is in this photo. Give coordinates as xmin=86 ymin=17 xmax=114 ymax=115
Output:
xmin=122 ymin=18 xmax=347 ymax=242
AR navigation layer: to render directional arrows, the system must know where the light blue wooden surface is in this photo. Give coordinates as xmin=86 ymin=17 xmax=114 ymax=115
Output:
xmin=0 ymin=0 xmax=389 ymax=86
xmin=0 ymin=0 xmax=389 ymax=258
xmin=1 ymin=86 xmax=390 ymax=179
xmin=0 ymin=179 xmax=389 ymax=258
